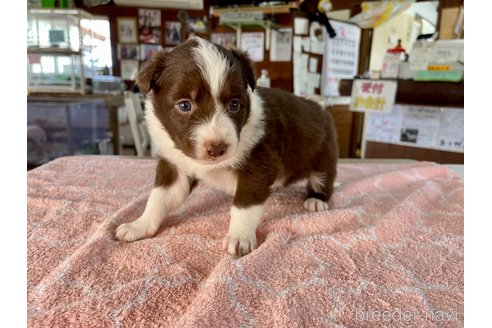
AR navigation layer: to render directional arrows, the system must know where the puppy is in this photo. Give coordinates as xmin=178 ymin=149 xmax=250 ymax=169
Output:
xmin=115 ymin=37 xmax=338 ymax=256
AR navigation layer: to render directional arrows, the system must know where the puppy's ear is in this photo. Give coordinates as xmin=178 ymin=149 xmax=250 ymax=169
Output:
xmin=231 ymin=49 xmax=256 ymax=91
xmin=136 ymin=51 xmax=166 ymax=94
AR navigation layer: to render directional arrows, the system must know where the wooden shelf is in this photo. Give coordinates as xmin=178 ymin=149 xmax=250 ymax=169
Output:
xmin=210 ymin=3 xmax=295 ymax=17
xmin=339 ymin=79 xmax=464 ymax=108
xmin=28 ymin=47 xmax=82 ymax=55
xmin=365 ymin=142 xmax=464 ymax=164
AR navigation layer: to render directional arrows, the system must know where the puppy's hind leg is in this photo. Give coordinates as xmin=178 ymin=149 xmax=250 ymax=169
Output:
xmin=303 ymin=167 xmax=336 ymax=212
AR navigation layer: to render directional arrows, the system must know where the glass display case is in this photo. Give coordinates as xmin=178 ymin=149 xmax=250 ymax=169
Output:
xmin=27 ymin=8 xmax=94 ymax=94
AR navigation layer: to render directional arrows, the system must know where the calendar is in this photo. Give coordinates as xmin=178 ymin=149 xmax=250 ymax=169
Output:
xmin=321 ymin=20 xmax=361 ymax=97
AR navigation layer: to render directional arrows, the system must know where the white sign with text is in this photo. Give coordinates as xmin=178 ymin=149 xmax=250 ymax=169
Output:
xmin=349 ymin=80 xmax=397 ymax=113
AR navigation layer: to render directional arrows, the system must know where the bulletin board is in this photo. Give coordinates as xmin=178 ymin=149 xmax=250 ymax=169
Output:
xmin=292 ymin=17 xmax=326 ymax=97
xmin=364 ymin=105 xmax=464 ymax=154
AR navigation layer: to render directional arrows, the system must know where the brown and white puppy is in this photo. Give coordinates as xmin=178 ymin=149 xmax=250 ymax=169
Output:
xmin=115 ymin=37 xmax=338 ymax=256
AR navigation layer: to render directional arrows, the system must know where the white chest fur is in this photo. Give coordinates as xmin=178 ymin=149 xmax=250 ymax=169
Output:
xmin=194 ymin=168 xmax=238 ymax=195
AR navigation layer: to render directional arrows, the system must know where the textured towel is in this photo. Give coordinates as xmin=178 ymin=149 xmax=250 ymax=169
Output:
xmin=27 ymin=156 xmax=464 ymax=327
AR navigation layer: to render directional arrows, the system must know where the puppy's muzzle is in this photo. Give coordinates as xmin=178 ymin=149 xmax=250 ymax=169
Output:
xmin=205 ymin=141 xmax=228 ymax=158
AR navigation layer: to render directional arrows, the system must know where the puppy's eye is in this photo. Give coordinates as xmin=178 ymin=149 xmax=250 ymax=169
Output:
xmin=229 ymin=100 xmax=241 ymax=112
xmin=176 ymin=100 xmax=192 ymax=112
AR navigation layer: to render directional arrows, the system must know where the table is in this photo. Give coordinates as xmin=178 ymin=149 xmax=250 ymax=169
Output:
xmin=27 ymin=93 xmax=125 ymax=155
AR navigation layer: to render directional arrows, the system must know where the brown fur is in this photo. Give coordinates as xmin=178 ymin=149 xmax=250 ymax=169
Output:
xmin=154 ymin=158 xmax=178 ymax=187
xmin=233 ymin=87 xmax=338 ymax=207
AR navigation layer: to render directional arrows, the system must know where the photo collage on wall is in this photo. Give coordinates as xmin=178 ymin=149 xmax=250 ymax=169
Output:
xmin=117 ymin=9 xmax=206 ymax=80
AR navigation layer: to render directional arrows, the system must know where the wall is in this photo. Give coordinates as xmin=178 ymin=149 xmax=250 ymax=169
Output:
xmin=75 ymin=0 xmax=372 ymax=158
xmin=369 ymin=1 xmax=440 ymax=73
xmin=75 ymin=0 xmax=209 ymax=87
xmin=210 ymin=14 xmax=294 ymax=91
xmin=369 ymin=13 xmax=414 ymax=72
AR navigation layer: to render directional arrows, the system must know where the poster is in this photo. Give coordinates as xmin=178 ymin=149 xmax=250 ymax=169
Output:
xmin=365 ymin=107 xmax=401 ymax=144
xmin=138 ymin=9 xmax=161 ymax=44
xmin=270 ymin=28 xmax=293 ymax=62
xmin=240 ymin=32 xmax=264 ymax=62
xmin=365 ymin=105 xmax=464 ymax=153
xmin=321 ymin=20 xmax=361 ymax=97
xmin=400 ymin=106 xmax=441 ymax=147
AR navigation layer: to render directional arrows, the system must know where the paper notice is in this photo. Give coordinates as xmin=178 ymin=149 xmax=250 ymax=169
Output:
xmin=294 ymin=17 xmax=309 ymax=35
xmin=270 ymin=28 xmax=293 ymax=62
xmin=241 ymin=32 xmax=264 ymax=62
xmin=309 ymin=57 xmax=318 ymax=73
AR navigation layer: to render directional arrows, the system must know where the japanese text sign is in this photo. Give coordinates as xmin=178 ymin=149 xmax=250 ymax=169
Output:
xmin=349 ymin=80 xmax=397 ymax=113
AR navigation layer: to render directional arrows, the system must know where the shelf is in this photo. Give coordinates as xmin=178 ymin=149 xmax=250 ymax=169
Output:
xmin=27 ymin=7 xmax=93 ymax=95
xmin=210 ymin=3 xmax=295 ymax=17
xmin=339 ymin=79 xmax=464 ymax=108
xmin=222 ymin=20 xmax=277 ymax=30
xmin=365 ymin=142 xmax=464 ymax=164
xmin=28 ymin=8 xmax=92 ymax=18
xmin=27 ymin=47 xmax=82 ymax=55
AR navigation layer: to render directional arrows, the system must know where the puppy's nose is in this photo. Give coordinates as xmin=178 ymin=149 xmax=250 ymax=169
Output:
xmin=205 ymin=141 xmax=227 ymax=157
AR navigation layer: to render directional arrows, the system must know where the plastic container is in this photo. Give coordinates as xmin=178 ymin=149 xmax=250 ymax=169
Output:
xmin=27 ymin=99 xmax=108 ymax=159
xmin=92 ymin=76 xmax=124 ymax=95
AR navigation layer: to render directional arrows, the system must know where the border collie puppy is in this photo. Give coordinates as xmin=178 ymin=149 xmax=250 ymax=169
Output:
xmin=115 ymin=37 xmax=338 ymax=256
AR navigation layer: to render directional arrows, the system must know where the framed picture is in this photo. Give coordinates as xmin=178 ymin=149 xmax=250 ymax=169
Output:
xmin=165 ymin=21 xmax=182 ymax=45
xmin=117 ymin=17 xmax=138 ymax=43
xmin=138 ymin=9 xmax=161 ymax=44
xmin=140 ymin=44 xmax=162 ymax=61
xmin=120 ymin=60 xmax=139 ymax=80
xmin=118 ymin=44 xmax=140 ymax=60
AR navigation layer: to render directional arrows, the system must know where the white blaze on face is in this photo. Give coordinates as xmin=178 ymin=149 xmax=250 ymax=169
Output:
xmin=191 ymin=37 xmax=229 ymax=99
xmin=191 ymin=37 xmax=239 ymax=163
xmin=192 ymin=108 xmax=239 ymax=162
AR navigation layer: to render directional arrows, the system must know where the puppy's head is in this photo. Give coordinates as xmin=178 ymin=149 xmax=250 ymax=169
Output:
xmin=137 ymin=37 xmax=256 ymax=165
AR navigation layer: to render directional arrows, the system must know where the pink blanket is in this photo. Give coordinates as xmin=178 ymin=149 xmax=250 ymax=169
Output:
xmin=27 ymin=156 xmax=464 ymax=327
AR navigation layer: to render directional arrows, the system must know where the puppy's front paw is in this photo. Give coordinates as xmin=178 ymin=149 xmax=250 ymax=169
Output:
xmin=115 ymin=220 xmax=158 ymax=242
xmin=222 ymin=233 xmax=257 ymax=257
xmin=303 ymin=198 xmax=330 ymax=212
